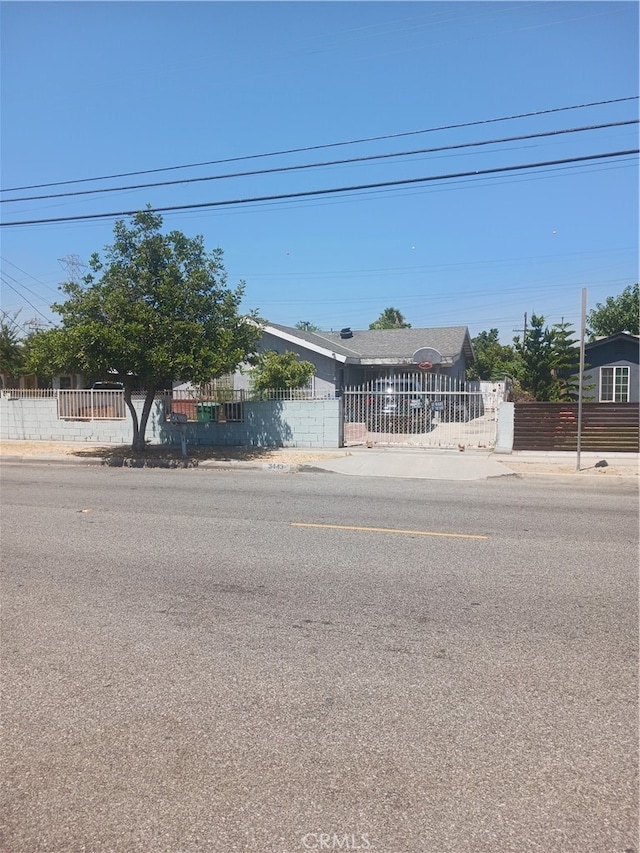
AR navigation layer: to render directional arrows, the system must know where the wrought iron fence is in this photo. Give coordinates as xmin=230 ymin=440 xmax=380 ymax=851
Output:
xmin=3 ymin=386 xmax=336 ymax=424
xmin=1 ymin=388 xmax=57 ymax=398
xmin=58 ymin=389 xmax=127 ymax=420
xmin=342 ymin=372 xmax=500 ymax=449
xmin=167 ymin=386 xmax=335 ymax=423
xmin=247 ymin=388 xmax=334 ymax=401
xmin=168 ymin=388 xmax=245 ymax=422
xmin=0 ymin=388 xmax=127 ymax=419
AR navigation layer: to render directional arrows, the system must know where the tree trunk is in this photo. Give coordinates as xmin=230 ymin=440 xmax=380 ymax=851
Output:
xmin=123 ymin=386 xmax=157 ymax=452
xmin=135 ymin=388 xmax=157 ymax=451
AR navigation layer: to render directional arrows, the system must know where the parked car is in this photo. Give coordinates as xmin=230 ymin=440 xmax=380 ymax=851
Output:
xmin=365 ymin=378 xmax=430 ymax=433
xmin=431 ymin=392 xmax=484 ymax=422
xmin=91 ymin=381 xmax=124 ymax=391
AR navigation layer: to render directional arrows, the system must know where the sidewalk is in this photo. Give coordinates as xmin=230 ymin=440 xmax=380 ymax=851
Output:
xmin=302 ymin=446 xmax=639 ymax=480
xmin=0 ymin=440 xmax=637 ymax=480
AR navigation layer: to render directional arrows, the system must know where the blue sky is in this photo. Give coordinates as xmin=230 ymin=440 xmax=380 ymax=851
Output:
xmin=1 ymin=1 xmax=638 ymax=343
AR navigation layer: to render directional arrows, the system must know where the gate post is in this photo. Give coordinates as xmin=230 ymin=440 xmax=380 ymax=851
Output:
xmin=494 ymin=402 xmax=514 ymax=453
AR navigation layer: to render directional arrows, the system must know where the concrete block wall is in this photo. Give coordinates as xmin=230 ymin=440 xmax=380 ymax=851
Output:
xmin=165 ymin=400 xmax=341 ymax=449
xmin=1 ymin=397 xmax=342 ymax=449
xmin=0 ymin=397 xmax=166 ymax=444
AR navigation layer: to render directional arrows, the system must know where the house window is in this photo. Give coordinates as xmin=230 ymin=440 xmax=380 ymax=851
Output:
xmin=600 ymin=366 xmax=629 ymax=402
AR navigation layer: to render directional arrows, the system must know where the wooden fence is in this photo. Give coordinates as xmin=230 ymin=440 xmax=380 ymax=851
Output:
xmin=513 ymin=403 xmax=639 ymax=452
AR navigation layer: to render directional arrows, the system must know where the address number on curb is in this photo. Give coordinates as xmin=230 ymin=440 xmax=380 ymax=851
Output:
xmin=263 ymin=462 xmax=297 ymax=472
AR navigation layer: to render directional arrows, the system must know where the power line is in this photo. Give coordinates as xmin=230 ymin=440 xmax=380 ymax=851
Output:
xmin=181 ymin=159 xmax=633 ymax=224
xmin=0 ymin=276 xmax=55 ymax=325
xmin=2 ymin=120 xmax=636 ymax=204
xmin=1 ymin=96 xmax=637 ymax=193
xmin=0 ymin=310 xmax=33 ymax=339
xmin=1 ymin=149 xmax=637 ymax=228
xmin=0 ymin=256 xmax=62 ymax=296
xmin=251 ymin=277 xmax=632 ymax=306
xmin=0 ymin=268 xmax=57 ymax=304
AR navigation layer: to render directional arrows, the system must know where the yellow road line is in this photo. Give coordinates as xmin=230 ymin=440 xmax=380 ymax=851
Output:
xmin=291 ymin=522 xmax=488 ymax=540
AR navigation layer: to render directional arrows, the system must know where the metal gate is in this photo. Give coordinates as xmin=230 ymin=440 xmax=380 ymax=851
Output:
xmin=57 ymin=389 xmax=126 ymax=420
xmin=342 ymin=373 xmax=498 ymax=449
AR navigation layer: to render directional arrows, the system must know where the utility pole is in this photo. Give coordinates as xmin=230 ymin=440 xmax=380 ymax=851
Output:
xmin=513 ymin=312 xmax=528 ymax=340
xmin=576 ymin=289 xmax=587 ymax=472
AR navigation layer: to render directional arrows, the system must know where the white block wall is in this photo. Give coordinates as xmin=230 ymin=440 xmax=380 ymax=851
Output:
xmin=0 ymin=397 xmax=342 ymax=448
xmin=0 ymin=397 xmax=166 ymax=444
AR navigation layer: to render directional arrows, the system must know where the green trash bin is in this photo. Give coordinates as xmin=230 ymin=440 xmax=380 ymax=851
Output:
xmin=196 ymin=402 xmax=219 ymax=422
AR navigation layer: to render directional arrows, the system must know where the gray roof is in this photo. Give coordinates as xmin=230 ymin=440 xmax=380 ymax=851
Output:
xmin=586 ymin=332 xmax=640 ymax=349
xmin=267 ymin=323 xmax=474 ymax=363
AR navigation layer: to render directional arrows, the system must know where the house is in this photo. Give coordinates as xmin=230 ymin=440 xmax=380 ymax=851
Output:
xmin=583 ymin=332 xmax=639 ymax=403
xmin=235 ymin=323 xmax=475 ymax=395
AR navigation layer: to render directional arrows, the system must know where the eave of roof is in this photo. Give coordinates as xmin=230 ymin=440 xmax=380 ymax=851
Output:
xmin=586 ymin=331 xmax=640 ymax=349
xmin=263 ymin=324 xmax=349 ymax=362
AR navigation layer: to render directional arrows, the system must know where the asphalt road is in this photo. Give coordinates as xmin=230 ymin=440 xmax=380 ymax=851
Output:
xmin=1 ymin=464 xmax=637 ymax=853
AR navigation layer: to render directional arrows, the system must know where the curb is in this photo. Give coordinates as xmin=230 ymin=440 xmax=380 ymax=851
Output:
xmin=0 ymin=455 xmax=102 ymax=466
xmin=0 ymin=455 xmax=306 ymax=473
xmin=198 ymin=460 xmax=301 ymax=473
xmin=102 ymin=456 xmax=199 ymax=469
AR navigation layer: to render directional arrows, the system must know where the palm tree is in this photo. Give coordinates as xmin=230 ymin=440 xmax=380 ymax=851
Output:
xmin=369 ymin=307 xmax=411 ymax=329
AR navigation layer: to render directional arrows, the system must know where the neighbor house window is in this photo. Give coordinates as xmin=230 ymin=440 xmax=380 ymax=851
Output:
xmin=600 ymin=366 xmax=629 ymax=402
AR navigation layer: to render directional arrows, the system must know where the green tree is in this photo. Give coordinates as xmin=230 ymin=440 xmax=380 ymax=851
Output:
xmin=369 ymin=307 xmax=411 ymax=330
xmin=250 ymin=350 xmax=316 ymax=396
xmin=587 ymin=283 xmax=639 ymax=338
xmin=27 ymin=210 xmax=262 ymax=450
xmin=549 ymin=320 xmax=580 ymax=401
xmin=467 ymin=328 xmax=521 ymax=381
xmin=515 ymin=313 xmax=555 ymax=401
xmin=295 ymin=320 xmax=320 ymax=332
xmin=0 ymin=312 xmax=26 ymax=387
xmin=514 ymin=315 xmax=586 ymax=401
